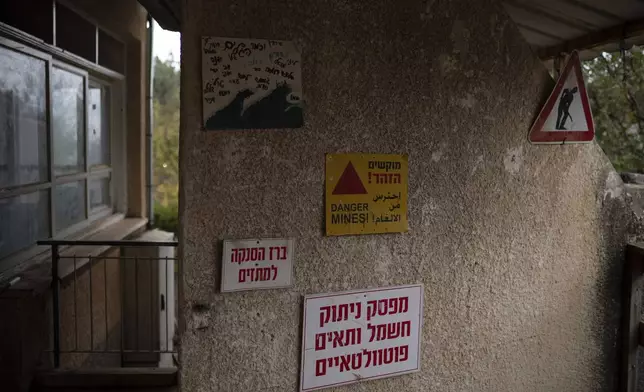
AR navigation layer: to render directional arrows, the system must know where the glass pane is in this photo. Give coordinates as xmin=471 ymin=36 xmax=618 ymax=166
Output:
xmin=88 ymin=83 xmax=110 ymax=167
xmin=54 ymin=181 xmax=86 ymax=230
xmin=0 ymin=46 xmax=48 ymax=188
xmin=0 ymin=190 xmax=50 ymax=259
xmin=89 ymin=177 xmax=110 ymax=209
xmin=52 ymin=67 xmax=85 ymax=176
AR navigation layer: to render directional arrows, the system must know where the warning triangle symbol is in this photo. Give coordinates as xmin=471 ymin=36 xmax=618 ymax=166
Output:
xmin=529 ymin=50 xmax=594 ymax=144
xmin=332 ymin=161 xmax=368 ymax=195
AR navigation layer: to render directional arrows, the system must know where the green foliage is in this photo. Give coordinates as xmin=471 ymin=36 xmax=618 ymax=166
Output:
xmin=583 ymin=49 xmax=644 ymax=173
xmin=153 ymin=56 xmax=180 ymax=231
xmin=154 ymin=54 xmax=180 ymax=107
xmin=154 ymin=201 xmax=179 ymax=234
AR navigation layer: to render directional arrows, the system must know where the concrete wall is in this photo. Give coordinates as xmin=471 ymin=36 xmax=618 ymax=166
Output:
xmin=178 ymin=0 xmax=635 ymax=391
xmin=0 ymin=286 xmax=49 ymax=392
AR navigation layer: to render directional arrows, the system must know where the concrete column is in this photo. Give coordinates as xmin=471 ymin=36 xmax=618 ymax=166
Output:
xmin=179 ymin=0 xmax=634 ymax=391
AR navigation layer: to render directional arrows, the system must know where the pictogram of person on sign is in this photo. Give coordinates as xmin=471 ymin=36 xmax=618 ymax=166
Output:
xmin=556 ymin=87 xmax=578 ymax=130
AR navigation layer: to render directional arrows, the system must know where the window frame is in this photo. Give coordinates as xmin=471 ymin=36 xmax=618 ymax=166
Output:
xmin=85 ymin=77 xmax=114 ymax=217
xmin=0 ymin=34 xmax=123 ymax=272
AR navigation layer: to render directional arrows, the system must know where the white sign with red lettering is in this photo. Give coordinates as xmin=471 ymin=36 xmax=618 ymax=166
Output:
xmin=300 ymin=284 xmax=423 ymax=391
xmin=221 ymin=238 xmax=294 ymax=292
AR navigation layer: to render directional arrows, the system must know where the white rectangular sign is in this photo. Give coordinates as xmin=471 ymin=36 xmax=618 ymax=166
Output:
xmin=221 ymin=238 xmax=294 ymax=292
xmin=300 ymin=284 xmax=423 ymax=391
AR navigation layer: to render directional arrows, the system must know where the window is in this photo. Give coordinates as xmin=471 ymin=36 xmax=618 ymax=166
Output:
xmin=52 ymin=66 xmax=85 ymax=176
xmin=0 ymin=39 xmax=116 ymax=266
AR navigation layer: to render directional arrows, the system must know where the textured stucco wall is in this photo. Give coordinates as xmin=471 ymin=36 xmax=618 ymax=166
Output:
xmin=178 ymin=0 xmax=634 ymax=391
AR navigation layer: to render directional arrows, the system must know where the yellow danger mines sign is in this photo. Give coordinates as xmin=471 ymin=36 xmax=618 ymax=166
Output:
xmin=325 ymin=153 xmax=408 ymax=236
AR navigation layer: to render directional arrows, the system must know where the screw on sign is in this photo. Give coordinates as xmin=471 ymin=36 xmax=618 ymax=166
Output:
xmin=300 ymin=285 xmax=423 ymax=391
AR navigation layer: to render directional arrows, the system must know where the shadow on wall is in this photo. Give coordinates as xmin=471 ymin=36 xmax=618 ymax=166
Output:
xmin=205 ymin=83 xmax=303 ymax=130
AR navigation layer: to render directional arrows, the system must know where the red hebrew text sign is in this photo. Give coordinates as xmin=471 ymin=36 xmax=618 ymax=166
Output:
xmin=221 ymin=238 xmax=294 ymax=292
xmin=300 ymin=285 xmax=423 ymax=391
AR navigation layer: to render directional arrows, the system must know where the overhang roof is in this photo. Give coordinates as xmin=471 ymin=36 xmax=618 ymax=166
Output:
xmin=503 ymin=0 xmax=644 ymax=59
xmin=140 ymin=0 xmax=644 ymax=60
xmin=138 ymin=0 xmax=180 ymax=32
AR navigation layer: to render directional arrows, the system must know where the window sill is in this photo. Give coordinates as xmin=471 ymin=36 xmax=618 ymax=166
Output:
xmin=0 ymin=215 xmax=148 ymax=298
xmin=56 ymin=218 xmax=150 ymax=280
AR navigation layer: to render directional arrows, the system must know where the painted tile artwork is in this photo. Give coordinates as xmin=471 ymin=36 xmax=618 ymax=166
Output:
xmin=201 ymin=37 xmax=303 ymax=130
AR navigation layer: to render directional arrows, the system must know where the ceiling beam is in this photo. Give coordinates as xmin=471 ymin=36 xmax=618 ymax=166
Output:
xmin=537 ymin=17 xmax=644 ymax=59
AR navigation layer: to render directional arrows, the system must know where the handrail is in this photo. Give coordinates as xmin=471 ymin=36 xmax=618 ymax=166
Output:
xmin=39 ymin=239 xmax=178 ymax=368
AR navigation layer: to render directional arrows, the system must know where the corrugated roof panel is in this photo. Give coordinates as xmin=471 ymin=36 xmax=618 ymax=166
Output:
xmin=512 ymin=0 xmax=617 ymax=29
xmin=504 ymin=2 xmax=590 ymax=37
xmin=575 ymin=0 xmax=644 ymax=19
xmin=506 ymin=1 xmax=597 ymax=33
xmin=514 ymin=27 xmax=562 ymax=47
xmin=503 ymin=0 xmax=644 ymax=58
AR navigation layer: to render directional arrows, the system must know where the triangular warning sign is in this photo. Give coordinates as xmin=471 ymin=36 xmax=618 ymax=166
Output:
xmin=332 ymin=161 xmax=367 ymax=195
xmin=529 ymin=51 xmax=594 ymax=144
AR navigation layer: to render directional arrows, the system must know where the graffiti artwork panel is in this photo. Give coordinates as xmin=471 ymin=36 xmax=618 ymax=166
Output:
xmin=202 ymin=37 xmax=303 ymax=130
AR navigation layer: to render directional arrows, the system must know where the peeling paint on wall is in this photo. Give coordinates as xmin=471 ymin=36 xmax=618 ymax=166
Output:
xmin=470 ymin=154 xmax=484 ymax=175
xmin=421 ymin=199 xmax=439 ymax=226
xmin=431 ymin=143 xmax=447 ymax=162
xmin=191 ymin=303 xmax=211 ymax=331
xmin=420 ymin=0 xmax=436 ymax=21
xmin=458 ymin=93 xmax=477 ymax=109
xmin=603 ymin=171 xmax=624 ymax=200
xmin=437 ymin=54 xmax=458 ymax=74
xmin=503 ymin=146 xmax=523 ymax=175
xmin=450 ymin=20 xmax=470 ymax=54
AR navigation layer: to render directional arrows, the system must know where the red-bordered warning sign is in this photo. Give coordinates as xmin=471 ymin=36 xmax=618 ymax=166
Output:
xmin=529 ymin=51 xmax=594 ymax=144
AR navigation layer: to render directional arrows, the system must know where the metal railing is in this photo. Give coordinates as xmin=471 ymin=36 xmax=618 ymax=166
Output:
xmin=38 ymin=239 xmax=178 ymax=369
